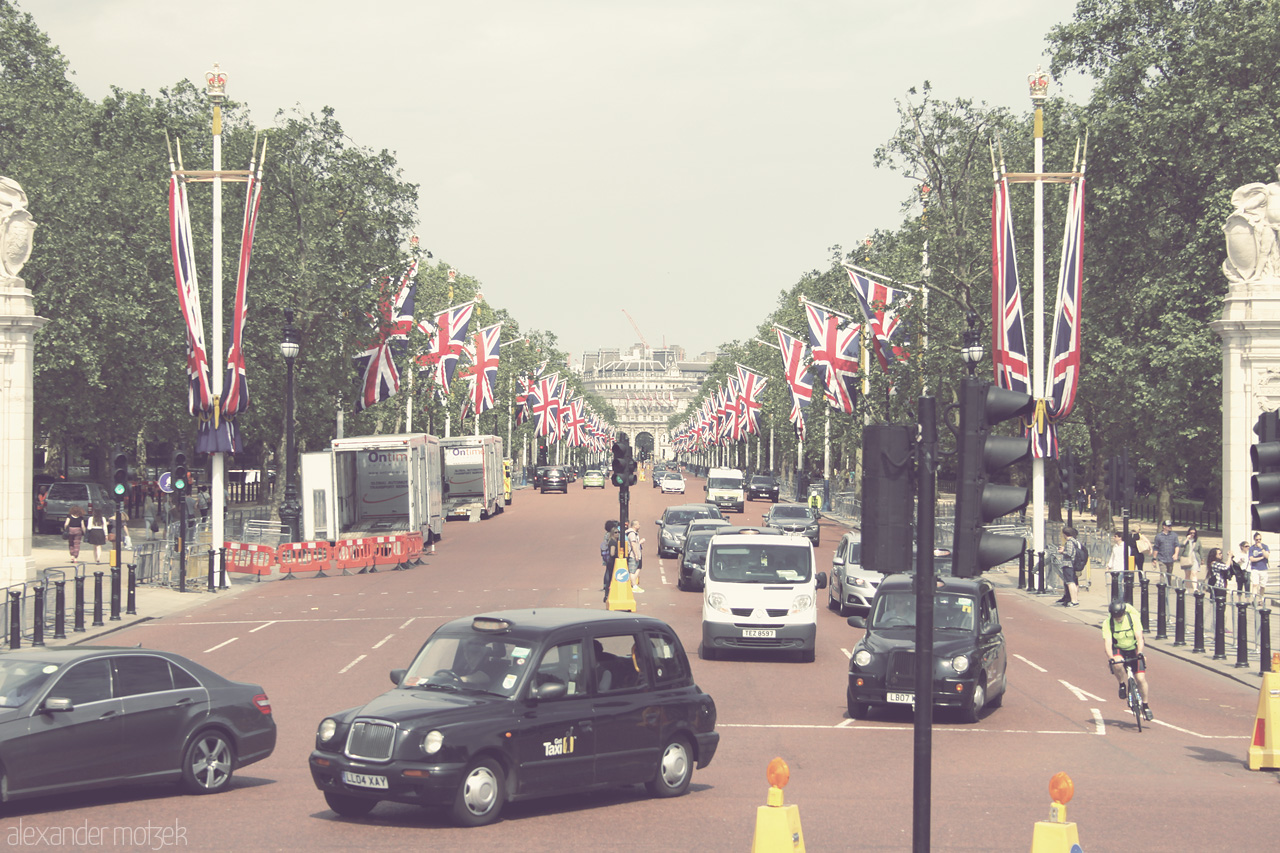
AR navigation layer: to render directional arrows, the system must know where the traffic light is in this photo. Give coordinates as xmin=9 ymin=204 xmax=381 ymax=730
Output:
xmin=1251 ymin=410 xmax=1280 ymax=532
xmin=112 ymin=449 xmax=129 ymax=500
xmin=172 ymin=450 xmax=189 ymax=494
xmin=952 ymin=378 xmax=1034 ymax=577
xmin=861 ymin=424 xmax=913 ymax=574
xmin=1057 ymin=448 xmax=1073 ymax=501
xmin=612 ymin=440 xmax=628 ymax=487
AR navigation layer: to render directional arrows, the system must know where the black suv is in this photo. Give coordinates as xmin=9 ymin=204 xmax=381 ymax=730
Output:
xmin=845 ymin=575 xmax=1007 ymax=723
xmin=746 ymin=475 xmax=779 ymax=502
xmin=540 ymin=467 xmax=569 ymax=493
xmin=310 ymin=610 xmax=720 ymax=826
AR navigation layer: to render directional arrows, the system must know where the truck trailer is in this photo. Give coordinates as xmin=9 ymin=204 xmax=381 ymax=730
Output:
xmin=300 ymin=433 xmax=444 ymax=543
xmin=440 ymin=435 xmax=505 ymax=520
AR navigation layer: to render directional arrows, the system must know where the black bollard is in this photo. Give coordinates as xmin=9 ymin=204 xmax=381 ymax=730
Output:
xmin=1036 ymin=552 xmax=1045 ymax=594
xmin=7 ymin=590 xmax=19 ymax=649
xmin=1236 ymin=603 xmax=1250 ymax=668
xmin=208 ymin=548 xmax=216 ymax=590
xmin=1140 ymin=575 xmax=1150 ymax=632
xmin=1155 ymin=581 xmax=1168 ymax=640
xmin=1261 ymin=610 xmax=1273 ymax=677
xmin=92 ymin=571 xmax=104 ymax=627
xmin=32 ymin=585 xmax=45 ymax=647
xmin=126 ymin=563 xmax=137 ymax=616
xmin=1213 ymin=593 xmax=1227 ymax=660
xmin=1193 ymin=591 xmax=1205 ymax=653
xmin=1018 ymin=549 xmax=1027 ymax=590
xmin=1123 ymin=570 xmax=1134 ymax=606
xmin=53 ymin=580 xmax=67 ymax=640
xmin=110 ymin=566 xmax=121 ymax=621
xmin=1173 ymin=587 xmax=1186 ymax=646
xmin=74 ymin=573 xmax=85 ymax=633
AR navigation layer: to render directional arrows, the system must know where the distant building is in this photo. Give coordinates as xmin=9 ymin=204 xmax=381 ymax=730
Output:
xmin=580 ymin=344 xmax=717 ymax=460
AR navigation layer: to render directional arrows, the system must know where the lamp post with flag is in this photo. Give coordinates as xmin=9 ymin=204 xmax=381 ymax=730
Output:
xmin=279 ymin=309 xmax=301 ymax=544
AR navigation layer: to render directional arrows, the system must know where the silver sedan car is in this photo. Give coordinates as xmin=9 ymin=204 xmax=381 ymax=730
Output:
xmin=827 ymin=533 xmax=881 ymax=616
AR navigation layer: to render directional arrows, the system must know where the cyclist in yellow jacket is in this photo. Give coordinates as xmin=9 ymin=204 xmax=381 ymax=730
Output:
xmin=1103 ymin=599 xmax=1152 ymax=721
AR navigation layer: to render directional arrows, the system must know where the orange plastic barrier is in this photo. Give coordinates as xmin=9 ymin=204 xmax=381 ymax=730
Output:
xmin=277 ymin=541 xmax=333 ymax=578
xmin=369 ymin=535 xmax=407 ymax=569
xmin=404 ymin=531 xmax=424 ymax=565
xmin=333 ymin=537 xmax=377 ymax=574
xmin=223 ymin=541 xmax=278 ymax=576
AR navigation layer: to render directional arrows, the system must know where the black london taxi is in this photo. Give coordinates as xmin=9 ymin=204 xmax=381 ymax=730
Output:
xmin=309 ymin=609 xmax=720 ymax=826
xmin=845 ymin=575 xmax=1007 ymax=723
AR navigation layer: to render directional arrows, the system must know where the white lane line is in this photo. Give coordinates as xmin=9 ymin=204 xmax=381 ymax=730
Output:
xmin=203 ymin=638 xmax=238 ymax=654
xmin=248 ymin=621 xmax=275 ymax=633
xmin=723 ymin=722 xmax=1090 ymax=734
xmin=1091 ymin=708 xmax=1105 ymax=735
xmin=1060 ymin=680 xmax=1107 ymax=702
xmin=339 ymin=655 xmax=367 ymax=674
xmin=1149 ymin=719 xmax=1246 ymax=739
xmin=372 ymin=634 xmax=395 ymax=650
xmin=140 ymin=616 xmax=418 ymax=627
xmin=398 ymin=617 xmax=417 ymax=629
xmin=1013 ymin=654 xmax=1047 ymax=672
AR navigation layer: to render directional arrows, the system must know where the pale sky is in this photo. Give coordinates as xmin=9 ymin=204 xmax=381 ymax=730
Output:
xmin=19 ymin=0 xmax=1089 ymax=366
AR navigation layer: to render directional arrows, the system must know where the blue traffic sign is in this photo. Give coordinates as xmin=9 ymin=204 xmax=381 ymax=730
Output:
xmin=614 ymin=568 xmax=630 ymax=582
xmin=159 ymin=472 xmax=173 ymax=494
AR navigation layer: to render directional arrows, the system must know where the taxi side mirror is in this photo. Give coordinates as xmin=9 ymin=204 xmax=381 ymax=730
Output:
xmin=533 ymin=682 xmax=567 ymax=701
xmin=390 ymin=668 xmax=407 ymax=685
xmin=847 ymin=615 xmax=868 ymax=629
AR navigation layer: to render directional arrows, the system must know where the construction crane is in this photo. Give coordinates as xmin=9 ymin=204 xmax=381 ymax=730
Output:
xmin=622 ymin=309 xmax=651 ymax=353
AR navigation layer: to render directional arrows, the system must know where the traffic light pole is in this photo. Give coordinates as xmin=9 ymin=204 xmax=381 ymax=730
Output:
xmin=912 ymin=396 xmax=936 ymax=853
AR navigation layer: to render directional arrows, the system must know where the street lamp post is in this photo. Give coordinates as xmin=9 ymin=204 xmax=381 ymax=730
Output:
xmin=279 ymin=308 xmax=301 ymax=544
xmin=961 ymin=311 xmax=984 ymax=377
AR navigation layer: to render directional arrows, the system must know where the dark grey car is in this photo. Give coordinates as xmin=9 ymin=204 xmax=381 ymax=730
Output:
xmin=655 ymin=504 xmax=724 ymax=558
xmin=41 ymin=481 xmax=116 ymax=534
xmin=0 ymin=647 xmax=276 ymax=805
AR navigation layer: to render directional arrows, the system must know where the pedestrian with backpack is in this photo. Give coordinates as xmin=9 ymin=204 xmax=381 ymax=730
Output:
xmin=1057 ymin=525 xmax=1085 ymax=607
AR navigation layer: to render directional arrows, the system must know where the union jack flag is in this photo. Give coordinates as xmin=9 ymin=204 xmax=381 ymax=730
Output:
xmin=775 ymin=328 xmax=812 ymax=440
xmin=417 ymin=302 xmax=474 ymax=396
xmin=219 ymin=144 xmax=265 ymax=453
xmin=529 ymin=373 xmax=560 ymax=438
xmin=352 ymin=260 xmax=418 ymax=413
xmin=1042 ymin=172 xmax=1086 ymax=458
xmin=991 ymin=176 xmax=1030 ymax=396
xmin=736 ymin=365 xmax=767 ymax=437
xmin=168 ymin=171 xmax=214 ymax=433
xmin=458 ymin=322 xmax=502 ymax=417
xmin=845 ymin=267 xmax=907 ymax=371
xmin=563 ymin=398 xmax=586 ymax=447
xmin=805 ymin=302 xmax=860 ymax=414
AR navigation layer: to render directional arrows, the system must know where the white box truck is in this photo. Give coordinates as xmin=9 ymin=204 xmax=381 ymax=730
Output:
xmin=440 ymin=435 xmax=505 ymax=520
xmin=705 ymin=467 xmax=746 ymax=513
xmin=301 ymin=433 xmax=443 ymax=543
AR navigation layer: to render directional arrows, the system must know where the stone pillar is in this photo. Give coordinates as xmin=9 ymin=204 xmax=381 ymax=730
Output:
xmin=1211 ymin=167 xmax=1280 ymax=553
xmin=0 ymin=177 xmax=47 ymax=589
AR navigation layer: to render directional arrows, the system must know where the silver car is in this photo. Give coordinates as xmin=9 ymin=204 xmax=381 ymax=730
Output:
xmin=41 ymin=481 xmax=117 ymax=534
xmin=827 ymin=533 xmax=881 ymax=616
xmin=763 ymin=503 xmax=820 ymax=547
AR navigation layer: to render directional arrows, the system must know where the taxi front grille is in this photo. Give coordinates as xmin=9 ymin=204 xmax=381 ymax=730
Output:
xmin=345 ymin=720 xmax=396 ymax=762
xmin=886 ymin=651 xmax=916 ymax=690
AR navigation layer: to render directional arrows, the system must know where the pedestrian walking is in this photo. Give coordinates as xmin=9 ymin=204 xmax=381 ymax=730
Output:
xmin=600 ymin=520 xmax=619 ymax=602
xmin=1056 ymin=525 xmax=1083 ymax=606
xmin=1180 ymin=527 xmax=1202 ymax=586
xmin=626 ymin=520 xmax=646 ymax=593
xmin=1233 ymin=540 xmax=1252 ymax=592
xmin=1249 ymin=532 xmax=1270 ymax=595
xmin=143 ymin=493 xmax=158 ymax=540
xmin=62 ymin=506 xmax=86 ymax=561
xmin=1105 ymin=530 xmax=1126 ymax=590
xmin=196 ymin=486 xmax=210 ymax=520
xmin=1152 ymin=521 xmax=1178 ymax=584
xmin=84 ymin=508 xmax=108 ymax=563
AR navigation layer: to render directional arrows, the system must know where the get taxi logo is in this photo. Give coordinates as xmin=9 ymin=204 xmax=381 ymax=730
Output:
xmin=543 ymin=733 xmax=576 ymax=756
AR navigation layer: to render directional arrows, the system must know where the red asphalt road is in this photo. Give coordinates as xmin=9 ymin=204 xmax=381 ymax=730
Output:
xmin=1 ymin=473 xmax=1272 ymax=852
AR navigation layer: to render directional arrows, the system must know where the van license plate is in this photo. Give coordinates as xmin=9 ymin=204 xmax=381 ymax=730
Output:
xmin=343 ymin=772 xmax=388 ymax=789
xmin=742 ymin=629 xmax=776 ymax=638
xmin=887 ymin=692 xmax=914 ymax=704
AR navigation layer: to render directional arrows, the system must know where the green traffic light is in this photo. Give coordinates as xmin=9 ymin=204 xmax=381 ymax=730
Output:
xmin=113 ymin=483 xmax=127 ymax=496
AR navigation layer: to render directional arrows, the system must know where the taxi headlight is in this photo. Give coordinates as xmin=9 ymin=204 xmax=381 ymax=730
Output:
xmin=790 ymin=594 xmax=814 ymax=613
xmin=422 ymin=730 xmax=444 ymax=755
xmin=706 ymin=592 xmax=730 ymax=613
xmin=949 ymin=655 xmax=970 ymax=674
xmin=318 ymin=718 xmax=338 ymax=743
xmin=853 ymin=649 xmax=873 ymax=667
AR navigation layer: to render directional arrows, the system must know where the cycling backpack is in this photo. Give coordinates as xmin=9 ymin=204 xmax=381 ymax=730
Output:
xmin=1071 ymin=539 xmax=1089 ymax=572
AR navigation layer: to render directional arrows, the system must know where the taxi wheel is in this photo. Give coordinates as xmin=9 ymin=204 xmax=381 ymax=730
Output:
xmin=452 ymin=757 xmax=506 ymax=827
xmin=180 ymin=729 xmax=235 ymax=794
xmin=325 ymin=792 xmax=377 ymax=818
xmin=646 ymin=737 xmax=693 ymax=798
xmin=962 ymin=677 xmax=987 ymax=724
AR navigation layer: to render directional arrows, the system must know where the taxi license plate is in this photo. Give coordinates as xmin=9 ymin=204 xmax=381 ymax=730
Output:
xmin=742 ymin=629 xmax=776 ymax=638
xmin=887 ymin=692 xmax=915 ymax=704
xmin=343 ymin=771 xmax=388 ymax=789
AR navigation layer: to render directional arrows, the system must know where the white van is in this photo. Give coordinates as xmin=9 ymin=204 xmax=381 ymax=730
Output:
xmin=701 ymin=532 xmax=827 ymax=662
xmin=705 ymin=467 xmax=745 ymax=513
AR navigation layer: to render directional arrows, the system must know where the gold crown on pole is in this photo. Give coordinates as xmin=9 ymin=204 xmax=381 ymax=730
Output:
xmin=206 ymin=63 xmax=227 ymax=101
xmin=1028 ymin=65 xmax=1050 ymax=103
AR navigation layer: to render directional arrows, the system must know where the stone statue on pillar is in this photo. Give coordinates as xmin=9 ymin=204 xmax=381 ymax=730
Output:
xmin=1223 ymin=165 xmax=1280 ymax=283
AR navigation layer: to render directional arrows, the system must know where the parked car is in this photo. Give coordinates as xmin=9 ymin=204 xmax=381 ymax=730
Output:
xmin=763 ymin=503 xmax=821 ymax=547
xmin=40 ymin=481 xmax=116 ymax=534
xmin=309 ymin=609 xmax=720 ymax=826
xmin=655 ymin=504 xmax=724 ymax=558
xmin=745 ymin=475 xmax=780 ymax=502
xmin=540 ymin=467 xmax=569 ymax=493
xmin=660 ymin=472 xmax=686 ymax=494
xmin=0 ymin=647 xmax=276 ymax=805
xmin=845 ymin=574 xmax=1007 ymax=722
xmin=582 ymin=469 xmax=606 ymax=489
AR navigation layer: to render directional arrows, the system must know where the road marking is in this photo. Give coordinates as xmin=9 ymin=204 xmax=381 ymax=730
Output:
xmin=1092 ymin=708 xmax=1105 ymax=735
xmin=840 ymin=648 xmax=853 ymax=659
xmin=1013 ymin=654 xmax=1047 ymax=672
xmin=137 ymin=615 xmax=417 ymax=627
xmin=248 ymin=622 xmax=275 ymax=633
xmin=203 ymin=638 xmax=238 ymax=654
xmin=339 ymin=655 xmax=367 ymax=674
xmin=724 ymin=722 xmax=1091 ymax=734
xmin=1149 ymin=719 xmax=1245 ymax=739
xmin=372 ymin=634 xmax=395 ymax=649
xmin=1060 ymin=680 xmax=1107 ymax=702
xmin=398 ymin=617 xmax=417 ymax=629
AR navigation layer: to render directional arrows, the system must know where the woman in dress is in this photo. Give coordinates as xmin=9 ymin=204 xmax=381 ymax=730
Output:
xmin=84 ymin=507 xmax=108 ymax=563
xmin=62 ymin=505 xmax=86 ymax=561
xmin=1181 ymin=527 xmax=1203 ymax=586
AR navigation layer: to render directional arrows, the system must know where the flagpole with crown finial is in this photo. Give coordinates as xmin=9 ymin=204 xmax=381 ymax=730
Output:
xmin=1030 ymin=65 xmax=1049 ymax=563
xmin=207 ymin=62 xmax=227 ymax=561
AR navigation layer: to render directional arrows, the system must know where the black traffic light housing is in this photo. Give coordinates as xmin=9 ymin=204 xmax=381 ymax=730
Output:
xmin=952 ymin=378 xmax=1034 ymax=578
xmin=861 ymin=424 xmax=914 ymax=574
xmin=172 ymin=450 xmax=189 ymax=494
xmin=1057 ymin=448 xmax=1074 ymax=501
xmin=611 ymin=437 xmax=637 ymax=488
xmin=1251 ymin=410 xmax=1280 ymax=532
xmin=112 ymin=449 xmax=129 ymax=500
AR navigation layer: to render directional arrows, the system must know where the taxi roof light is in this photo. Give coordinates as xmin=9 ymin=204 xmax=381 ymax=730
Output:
xmin=472 ymin=617 xmax=513 ymax=633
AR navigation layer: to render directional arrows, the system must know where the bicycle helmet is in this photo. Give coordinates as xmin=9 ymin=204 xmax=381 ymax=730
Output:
xmin=1108 ymin=599 xmax=1127 ymax=617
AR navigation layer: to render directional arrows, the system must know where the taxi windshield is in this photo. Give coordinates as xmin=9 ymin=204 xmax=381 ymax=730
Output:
xmin=707 ymin=544 xmax=811 ymax=583
xmin=401 ymin=635 xmax=531 ymax=697
xmin=0 ymin=658 xmax=58 ymax=708
xmin=869 ymin=592 xmax=977 ymax=631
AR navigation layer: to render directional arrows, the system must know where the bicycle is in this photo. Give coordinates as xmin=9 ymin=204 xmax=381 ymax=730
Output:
xmin=1108 ymin=656 xmax=1150 ymax=731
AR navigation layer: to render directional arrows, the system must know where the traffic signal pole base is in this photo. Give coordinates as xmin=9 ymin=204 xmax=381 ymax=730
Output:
xmin=606 ymin=556 xmax=636 ymax=612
